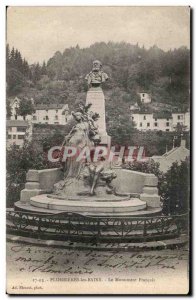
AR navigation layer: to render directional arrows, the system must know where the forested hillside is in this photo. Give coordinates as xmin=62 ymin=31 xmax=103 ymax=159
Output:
xmin=6 ymin=42 xmax=190 ymax=145
xmin=6 ymin=41 xmax=190 ymax=110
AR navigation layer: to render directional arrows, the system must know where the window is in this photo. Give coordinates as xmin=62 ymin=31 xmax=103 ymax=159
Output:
xmin=143 ymin=116 xmax=146 ymax=120
xmin=9 ymin=127 xmax=12 ymax=131
xmin=167 ymin=118 xmax=169 ymax=121
xmin=8 ymin=135 xmax=11 ymax=139
xmin=15 ymin=115 xmax=17 ymax=120
xmin=17 ymin=127 xmax=26 ymax=132
xmin=55 ymin=115 xmax=58 ymax=120
xmin=166 ymin=129 xmax=170 ymax=132
xmin=139 ymin=122 xmax=142 ymax=127
xmin=147 ymin=123 xmax=150 ymax=127
xmin=154 ymin=122 xmax=158 ymax=127
xmin=178 ymin=115 xmax=183 ymax=120
xmin=45 ymin=116 xmax=49 ymax=120
xmin=155 ymin=118 xmax=157 ymax=121
xmin=166 ymin=122 xmax=169 ymax=127
xmin=33 ymin=116 xmax=37 ymax=120
xmin=56 ymin=110 xmax=58 ymax=113
xmin=13 ymin=135 xmax=16 ymax=139
xmin=143 ymin=93 xmax=145 ymax=97
xmin=18 ymin=135 xmax=24 ymax=139
xmin=132 ymin=116 xmax=134 ymax=120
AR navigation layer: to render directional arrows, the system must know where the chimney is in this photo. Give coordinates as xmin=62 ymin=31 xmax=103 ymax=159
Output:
xmin=181 ymin=139 xmax=186 ymax=148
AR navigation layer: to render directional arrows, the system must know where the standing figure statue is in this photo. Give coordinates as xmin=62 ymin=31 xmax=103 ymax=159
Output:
xmin=53 ymin=102 xmax=116 ymax=197
xmin=85 ymin=60 xmax=109 ymax=88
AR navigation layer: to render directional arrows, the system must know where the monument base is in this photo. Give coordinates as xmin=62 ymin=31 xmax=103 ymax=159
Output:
xmin=17 ymin=168 xmax=161 ymax=217
xmin=29 ymin=194 xmax=147 ymax=214
xmin=99 ymin=134 xmax=111 ymax=148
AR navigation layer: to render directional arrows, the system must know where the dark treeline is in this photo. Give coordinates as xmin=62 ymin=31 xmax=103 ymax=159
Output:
xmin=6 ymin=44 xmax=46 ymax=95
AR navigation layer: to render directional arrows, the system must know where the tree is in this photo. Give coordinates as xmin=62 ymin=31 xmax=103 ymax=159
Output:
xmin=22 ymin=58 xmax=30 ymax=77
xmin=6 ymin=68 xmax=25 ymax=95
xmin=161 ymin=159 xmax=190 ymax=215
xmin=32 ymin=63 xmax=42 ymax=83
xmin=6 ymin=141 xmax=60 ymax=207
xmin=9 ymin=47 xmax=15 ymax=67
xmin=17 ymin=98 xmax=35 ymax=120
xmin=6 ymin=44 xmax=10 ymax=67
xmin=6 ymin=100 xmax=12 ymax=119
xmin=41 ymin=61 xmax=47 ymax=75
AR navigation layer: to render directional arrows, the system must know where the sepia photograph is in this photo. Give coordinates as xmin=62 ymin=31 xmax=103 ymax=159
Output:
xmin=6 ymin=6 xmax=190 ymax=295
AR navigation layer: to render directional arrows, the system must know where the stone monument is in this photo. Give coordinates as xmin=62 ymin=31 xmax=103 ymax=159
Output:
xmin=85 ymin=60 xmax=111 ymax=147
xmin=17 ymin=100 xmax=161 ymax=215
xmin=15 ymin=61 xmax=161 ymax=216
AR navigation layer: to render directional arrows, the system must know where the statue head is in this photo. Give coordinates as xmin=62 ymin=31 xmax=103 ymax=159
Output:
xmin=72 ymin=111 xmax=84 ymax=122
xmin=92 ymin=60 xmax=102 ymax=72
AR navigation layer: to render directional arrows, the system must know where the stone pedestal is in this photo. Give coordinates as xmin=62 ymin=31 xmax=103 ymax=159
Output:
xmin=20 ymin=168 xmax=63 ymax=204
xmin=140 ymin=174 xmax=160 ymax=208
xmin=86 ymin=87 xmax=110 ymax=147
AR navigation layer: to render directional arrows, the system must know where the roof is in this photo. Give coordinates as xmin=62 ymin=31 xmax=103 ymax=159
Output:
xmin=8 ymin=97 xmax=21 ymax=106
xmin=153 ymin=111 xmax=172 ymax=119
xmin=35 ymin=103 xmax=68 ymax=110
xmin=132 ymin=111 xmax=153 ymax=115
xmin=6 ymin=120 xmax=28 ymax=127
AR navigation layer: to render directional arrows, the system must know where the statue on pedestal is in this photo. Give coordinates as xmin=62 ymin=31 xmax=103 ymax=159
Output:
xmin=85 ymin=60 xmax=108 ymax=88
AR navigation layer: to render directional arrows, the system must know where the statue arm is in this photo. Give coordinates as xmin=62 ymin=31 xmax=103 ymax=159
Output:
xmin=102 ymin=72 xmax=109 ymax=82
xmin=85 ymin=72 xmax=92 ymax=85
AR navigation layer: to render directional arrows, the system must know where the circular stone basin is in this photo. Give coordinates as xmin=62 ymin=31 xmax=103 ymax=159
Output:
xmin=30 ymin=194 xmax=147 ymax=214
xmin=47 ymin=194 xmax=130 ymax=202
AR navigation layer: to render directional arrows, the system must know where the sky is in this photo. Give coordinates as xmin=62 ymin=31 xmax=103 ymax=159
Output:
xmin=6 ymin=6 xmax=190 ymax=64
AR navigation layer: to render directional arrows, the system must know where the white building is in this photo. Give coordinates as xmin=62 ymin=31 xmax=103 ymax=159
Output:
xmin=9 ymin=97 xmax=71 ymax=125
xmin=172 ymin=112 xmax=190 ymax=131
xmin=32 ymin=103 xmax=70 ymax=125
xmin=151 ymin=139 xmax=190 ymax=173
xmin=139 ymin=93 xmax=151 ymax=104
xmin=131 ymin=112 xmax=190 ymax=132
xmin=9 ymin=97 xmax=32 ymax=121
xmin=6 ymin=120 xmax=31 ymax=148
xmin=130 ymin=102 xmax=140 ymax=111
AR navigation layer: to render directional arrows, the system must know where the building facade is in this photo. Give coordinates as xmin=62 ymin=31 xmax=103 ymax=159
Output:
xmin=32 ymin=104 xmax=70 ymax=125
xmin=6 ymin=120 xmax=31 ymax=148
xmin=139 ymin=93 xmax=151 ymax=104
xmin=9 ymin=97 xmax=71 ymax=125
xmin=131 ymin=112 xmax=190 ymax=132
xmin=9 ymin=97 xmax=32 ymax=121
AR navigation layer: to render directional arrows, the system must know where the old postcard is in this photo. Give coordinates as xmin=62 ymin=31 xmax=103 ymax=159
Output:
xmin=6 ymin=6 xmax=190 ymax=295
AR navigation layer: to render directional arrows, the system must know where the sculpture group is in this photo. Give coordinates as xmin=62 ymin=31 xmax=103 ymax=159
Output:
xmin=18 ymin=60 xmax=161 ymax=216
